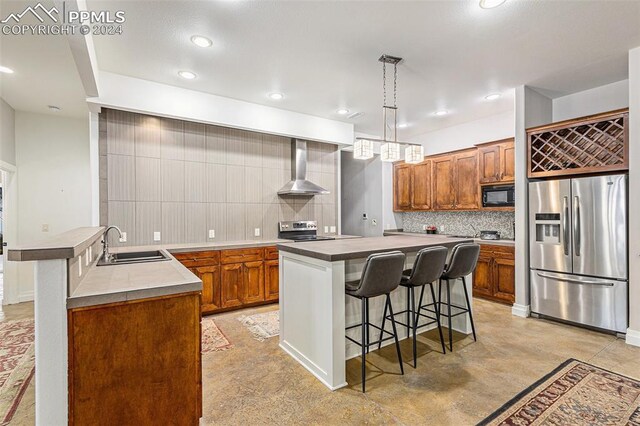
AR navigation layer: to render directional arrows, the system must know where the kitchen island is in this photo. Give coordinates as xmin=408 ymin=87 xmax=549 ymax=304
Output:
xmin=276 ymin=235 xmax=474 ymax=390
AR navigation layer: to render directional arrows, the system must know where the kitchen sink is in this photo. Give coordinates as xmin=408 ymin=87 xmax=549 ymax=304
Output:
xmin=97 ymin=250 xmax=172 ymax=266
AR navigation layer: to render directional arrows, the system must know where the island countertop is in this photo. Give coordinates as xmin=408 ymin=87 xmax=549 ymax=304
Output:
xmin=276 ymin=235 xmax=473 ymax=262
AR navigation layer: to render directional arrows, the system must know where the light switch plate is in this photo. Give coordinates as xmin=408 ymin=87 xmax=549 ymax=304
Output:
xmin=120 ymin=232 xmax=127 ymax=243
xmin=330 ymin=226 xmax=336 ymax=233
xmin=254 ymin=228 xmax=261 ymax=237
xmin=208 ymin=229 xmax=215 ymax=239
xmin=153 ymin=231 xmax=161 ymax=242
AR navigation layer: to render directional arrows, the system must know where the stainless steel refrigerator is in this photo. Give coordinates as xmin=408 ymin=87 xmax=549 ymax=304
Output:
xmin=529 ymin=174 xmax=628 ymax=333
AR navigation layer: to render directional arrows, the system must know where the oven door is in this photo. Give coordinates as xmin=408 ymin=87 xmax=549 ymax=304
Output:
xmin=482 ymin=186 xmax=515 ymax=207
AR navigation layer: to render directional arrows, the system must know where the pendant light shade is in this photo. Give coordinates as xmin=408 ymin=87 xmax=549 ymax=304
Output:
xmin=353 ymin=139 xmax=374 ymax=160
xmin=380 ymin=142 xmax=401 ymax=162
xmin=405 ymin=145 xmax=424 ymax=164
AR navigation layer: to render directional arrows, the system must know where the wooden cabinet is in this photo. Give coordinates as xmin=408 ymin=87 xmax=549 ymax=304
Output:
xmin=432 ymin=155 xmax=455 ymax=210
xmin=191 ymin=265 xmax=222 ymax=314
xmin=411 ymin=160 xmax=432 ymax=210
xmin=393 ymin=163 xmax=412 ymax=211
xmin=472 ymin=244 xmax=515 ymax=304
xmin=477 ymin=138 xmax=515 ymax=184
xmin=453 ymin=149 xmax=479 ymax=210
xmin=176 ymin=246 xmax=278 ymax=315
xmin=265 ymin=259 xmax=279 ymax=301
xmin=68 ymin=292 xmax=202 ymax=425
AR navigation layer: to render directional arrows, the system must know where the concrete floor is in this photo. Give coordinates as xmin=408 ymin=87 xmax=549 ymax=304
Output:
xmin=2 ymin=298 xmax=640 ymax=425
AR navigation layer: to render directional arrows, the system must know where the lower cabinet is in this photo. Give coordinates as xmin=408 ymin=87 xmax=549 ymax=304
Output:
xmin=472 ymin=244 xmax=515 ymax=304
xmin=68 ymin=292 xmax=202 ymax=425
xmin=176 ymin=246 xmax=279 ymax=315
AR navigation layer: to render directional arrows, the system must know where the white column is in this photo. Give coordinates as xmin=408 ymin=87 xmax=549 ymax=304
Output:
xmin=627 ymin=46 xmax=640 ymax=347
xmin=34 ymin=259 xmax=68 ymax=425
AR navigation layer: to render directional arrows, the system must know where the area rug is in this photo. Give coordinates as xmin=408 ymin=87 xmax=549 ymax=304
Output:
xmin=237 ymin=311 xmax=279 ymax=342
xmin=201 ymin=318 xmax=233 ymax=353
xmin=479 ymin=358 xmax=640 ymax=426
xmin=0 ymin=319 xmax=35 ymax=425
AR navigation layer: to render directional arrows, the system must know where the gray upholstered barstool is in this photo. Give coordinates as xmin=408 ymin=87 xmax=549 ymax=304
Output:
xmin=345 ymin=251 xmax=406 ymax=393
xmin=380 ymin=246 xmax=449 ymax=367
xmin=439 ymin=243 xmax=481 ymax=352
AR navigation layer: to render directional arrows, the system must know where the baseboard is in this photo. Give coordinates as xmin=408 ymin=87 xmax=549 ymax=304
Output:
xmin=511 ymin=303 xmax=530 ymax=318
xmin=18 ymin=291 xmax=34 ymax=303
xmin=626 ymin=328 xmax=640 ymax=347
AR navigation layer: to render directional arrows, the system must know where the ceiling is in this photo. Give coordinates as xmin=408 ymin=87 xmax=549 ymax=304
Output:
xmin=1 ymin=0 xmax=640 ymax=137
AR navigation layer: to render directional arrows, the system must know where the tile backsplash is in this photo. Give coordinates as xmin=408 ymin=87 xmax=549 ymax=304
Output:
xmin=402 ymin=211 xmax=516 ymax=239
xmin=99 ymin=109 xmax=339 ymax=246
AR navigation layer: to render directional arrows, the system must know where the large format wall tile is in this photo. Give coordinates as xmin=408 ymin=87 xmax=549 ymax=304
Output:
xmin=206 ymin=164 xmax=226 ymax=203
xmin=185 ymin=203 xmax=208 ymax=243
xmin=262 ymin=134 xmax=287 ymax=170
xmin=161 ymin=159 xmax=185 ymax=202
xmin=161 ymin=118 xmax=185 ymax=160
xmin=225 ymin=203 xmax=246 ymax=241
xmin=262 ymin=203 xmax=280 ymax=239
xmin=184 ymin=121 xmax=205 ymax=162
xmin=135 ymin=157 xmax=161 ymax=202
xmin=107 ymin=201 xmax=135 ymax=246
xmin=161 ymin=202 xmax=185 ymax=244
xmin=226 ymin=165 xmax=245 ymax=203
xmin=107 ymin=154 xmax=135 ymax=201
xmin=135 ymin=115 xmax=161 ymax=158
xmin=106 ymin=110 xmax=135 ymax=156
xmin=245 ymin=203 xmax=264 ymax=240
xmin=244 ymin=134 xmax=262 ymax=168
xmin=262 ymin=168 xmax=286 ymax=204
xmin=185 ymin=161 xmax=207 ymax=202
xmin=226 ymin=128 xmax=246 ymax=166
xmin=244 ymin=167 xmax=262 ymax=203
xmin=205 ymin=125 xmax=226 ymax=164
xmin=135 ymin=202 xmax=161 ymax=245
xmin=207 ymin=203 xmax=227 ymax=241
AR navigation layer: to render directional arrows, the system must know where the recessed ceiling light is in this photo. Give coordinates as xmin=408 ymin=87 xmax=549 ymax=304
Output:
xmin=479 ymin=0 xmax=507 ymax=9
xmin=48 ymin=105 xmax=61 ymax=112
xmin=398 ymin=123 xmax=409 ymax=128
xmin=190 ymin=35 xmax=212 ymax=48
xmin=0 ymin=65 xmax=14 ymax=74
xmin=268 ymin=92 xmax=284 ymax=100
xmin=434 ymin=110 xmax=449 ymax=116
xmin=178 ymin=70 xmax=197 ymax=80
xmin=485 ymin=93 xmax=502 ymax=101
xmin=337 ymin=108 xmax=350 ymax=115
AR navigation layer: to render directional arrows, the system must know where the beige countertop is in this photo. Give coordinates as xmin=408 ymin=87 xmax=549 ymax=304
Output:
xmin=8 ymin=226 xmax=105 ymax=261
xmin=277 ymin=235 xmax=473 ymax=262
xmin=383 ymin=231 xmax=516 ymax=247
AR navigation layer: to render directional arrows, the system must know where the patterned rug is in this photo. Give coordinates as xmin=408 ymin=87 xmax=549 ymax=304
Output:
xmin=201 ymin=318 xmax=233 ymax=353
xmin=237 ymin=311 xmax=279 ymax=342
xmin=479 ymin=358 xmax=640 ymax=425
xmin=0 ymin=319 xmax=35 ymax=425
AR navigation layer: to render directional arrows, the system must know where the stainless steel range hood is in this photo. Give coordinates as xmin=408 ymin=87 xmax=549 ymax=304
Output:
xmin=278 ymin=139 xmax=330 ymax=196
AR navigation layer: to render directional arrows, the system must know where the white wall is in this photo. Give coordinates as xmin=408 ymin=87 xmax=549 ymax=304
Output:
xmin=0 ymin=98 xmax=16 ymax=167
xmin=409 ymin=109 xmax=515 ymax=155
xmin=552 ymin=80 xmax=629 ymax=122
xmin=88 ymin=72 xmax=354 ymax=146
xmin=13 ymin=112 xmax=92 ymax=300
xmin=627 ymin=48 xmax=640 ymax=346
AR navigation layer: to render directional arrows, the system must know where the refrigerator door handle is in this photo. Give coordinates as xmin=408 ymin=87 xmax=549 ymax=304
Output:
xmin=573 ymin=195 xmax=581 ymax=257
xmin=563 ymin=196 xmax=569 ymax=256
xmin=535 ymin=272 xmax=614 ymax=287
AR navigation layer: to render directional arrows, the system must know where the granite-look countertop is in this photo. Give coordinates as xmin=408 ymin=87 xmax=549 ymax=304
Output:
xmin=383 ymin=231 xmax=516 ymax=247
xmin=277 ymin=235 xmax=473 ymax=262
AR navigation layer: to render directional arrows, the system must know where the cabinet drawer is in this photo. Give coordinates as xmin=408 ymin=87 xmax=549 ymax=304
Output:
xmin=265 ymin=246 xmax=279 ymax=260
xmin=479 ymin=244 xmax=514 ymax=258
xmin=173 ymin=251 xmax=220 ymax=268
xmin=221 ymin=248 xmax=264 ymax=264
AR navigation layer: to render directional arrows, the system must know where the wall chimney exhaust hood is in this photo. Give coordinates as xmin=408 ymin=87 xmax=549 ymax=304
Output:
xmin=278 ymin=139 xmax=330 ymax=196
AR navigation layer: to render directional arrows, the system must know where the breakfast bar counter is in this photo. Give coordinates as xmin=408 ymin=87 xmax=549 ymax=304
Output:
xmin=276 ymin=235 xmax=474 ymax=390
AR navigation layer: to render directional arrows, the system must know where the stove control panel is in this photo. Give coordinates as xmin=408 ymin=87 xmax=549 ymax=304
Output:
xmin=279 ymin=220 xmax=318 ymax=232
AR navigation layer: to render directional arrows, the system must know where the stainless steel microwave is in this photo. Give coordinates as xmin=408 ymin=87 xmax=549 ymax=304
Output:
xmin=482 ymin=185 xmax=515 ymax=207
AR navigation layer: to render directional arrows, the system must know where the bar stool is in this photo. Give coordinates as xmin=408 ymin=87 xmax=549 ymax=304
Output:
xmin=379 ymin=246 xmax=449 ymax=367
xmin=345 ymin=251 xmax=406 ymax=393
xmin=439 ymin=243 xmax=481 ymax=352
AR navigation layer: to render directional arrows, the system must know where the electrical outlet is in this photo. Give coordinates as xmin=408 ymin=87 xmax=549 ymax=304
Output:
xmin=440 ymin=226 xmax=446 ymax=233
xmin=371 ymin=219 xmax=377 ymax=226
xmin=324 ymin=226 xmax=329 ymax=234
xmin=254 ymin=228 xmax=261 ymax=237
xmin=42 ymin=224 xmax=49 ymax=232
xmin=153 ymin=231 xmax=161 ymax=242
xmin=422 ymin=224 xmax=429 ymax=231
xmin=330 ymin=226 xmax=336 ymax=233
xmin=120 ymin=232 xmax=127 ymax=243
xmin=208 ymin=229 xmax=215 ymax=239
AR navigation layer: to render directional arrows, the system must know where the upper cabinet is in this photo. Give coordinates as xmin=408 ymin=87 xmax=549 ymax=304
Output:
xmin=477 ymin=138 xmax=515 ymax=184
xmin=453 ymin=149 xmax=479 ymax=210
xmin=431 ymin=155 xmax=455 ymax=210
xmin=411 ymin=160 xmax=432 ymax=210
xmin=393 ymin=162 xmax=412 ymax=211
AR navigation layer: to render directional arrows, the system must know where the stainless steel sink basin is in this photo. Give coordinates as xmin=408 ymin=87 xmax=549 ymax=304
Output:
xmin=97 ymin=250 xmax=172 ymax=266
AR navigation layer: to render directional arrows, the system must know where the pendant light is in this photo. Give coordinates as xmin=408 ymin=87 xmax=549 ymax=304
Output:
xmin=354 ymin=54 xmax=423 ymax=163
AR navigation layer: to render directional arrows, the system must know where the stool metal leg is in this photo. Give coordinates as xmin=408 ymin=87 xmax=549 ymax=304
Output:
xmin=386 ymin=295 xmax=404 ymax=375
xmin=378 ymin=297 xmax=388 ymax=351
xmin=406 ymin=286 xmax=411 ymax=337
xmin=446 ymin=279 xmax=453 ymax=351
xmin=462 ymin=277 xmax=477 ymax=342
xmin=365 ymin=298 xmax=370 ymax=353
xmin=429 ymin=282 xmax=446 ymax=354
xmin=361 ymin=297 xmax=367 ymax=393
xmin=412 ymin=285 xmax=425 ymax=368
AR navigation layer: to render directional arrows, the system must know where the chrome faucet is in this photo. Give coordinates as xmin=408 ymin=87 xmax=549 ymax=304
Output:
xmin=102 ymin=226 xmax=123 ymax=263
